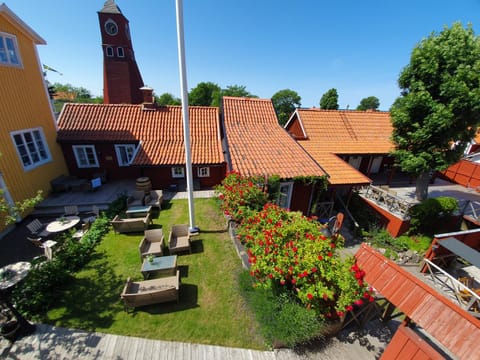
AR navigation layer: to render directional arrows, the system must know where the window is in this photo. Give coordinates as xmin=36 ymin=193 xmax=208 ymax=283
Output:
xmin=106 ymin=46 xmax=114 ymax=57
xmin=73 ymin=145 xmax=99 ymax=168
xmin=117 ymin=47 xmax=124 ymax=58
xmin=171 ymin=167 xmax=185 ymax=178
xmin=276 ymin=182 xmax=293 ymax=209
xmin=197 ymin=167 xmax=210 ymax=178
xmin=114 ymin=144 xmax=137 ymax=166
xmin=0 ymin=32 xmax=21 ymax=66
xmin=11 ymin=128 xmax=51 ymax=170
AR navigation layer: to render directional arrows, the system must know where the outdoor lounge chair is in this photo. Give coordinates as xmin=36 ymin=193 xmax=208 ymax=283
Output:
xmin=111 ymin=214 xmax=151 ymax=234
xmin=144 ymin=190 xmax=163 ymax=209
xmin=120 ymin=270 xmax=180 ymax=310
xmin=168 ymin=224 xmax=191 ymax=255
xmin=26 ymin=219 xmax=51 ymax=237
xmin=127 ymin=190 xmax=145 ymax=208
xmin=139 ymin=229 xmax=164 ymax=260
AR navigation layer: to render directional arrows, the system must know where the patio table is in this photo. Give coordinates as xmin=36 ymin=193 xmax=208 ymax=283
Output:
xmin=0 ymin=262 xmax=36 ymax=339
xmin=46 ymin=216 xmax=80 ymax=233
xmin=126 ymin=205 xmax=152 ymax=218
xmin=141 ymin=255 xmax=177 ymax=279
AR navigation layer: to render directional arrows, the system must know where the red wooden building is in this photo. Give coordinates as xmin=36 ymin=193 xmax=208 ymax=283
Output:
xmin=221 ymin=97 xmax=327 ymax=214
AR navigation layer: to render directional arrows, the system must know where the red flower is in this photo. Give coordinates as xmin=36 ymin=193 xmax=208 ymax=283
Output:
xmin=327 ymin=252 xmax=333 ymax=257
xmin=354 ymin=299 xmax=363 ymax=306
xmin=280 ymin=279 xmax=286 ymax=285
xmin=323 ymin=293 xmax=328 ymax=300
xmin=345 ymin=305 xmax=353 ymax=312
xmin=311 ymin=267 xmax=317 ymax=273
xmin=268 ymin=273 xmax=273 ymax=279
xmin=291 ymin=278 xmax=296 ymax=284
xmin=318 ymin=255 xmax=323 ymax=261
xmin=307 ymin=293 xmax=313 ymax=300
xmin=330 ymin=243 xmax=336 ymax=248
xmin=368 ymin=296 xmax=375 ymax=303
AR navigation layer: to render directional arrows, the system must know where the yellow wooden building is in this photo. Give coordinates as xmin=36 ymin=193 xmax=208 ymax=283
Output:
xmin=0 ymin=4 xmax=67 ymax=236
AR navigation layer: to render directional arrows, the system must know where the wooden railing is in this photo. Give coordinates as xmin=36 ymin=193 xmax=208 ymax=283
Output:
xmin=422 ymin=258 xmax=480 ymax=318
xmin=359 ymin=185 xmax=414 ymax=219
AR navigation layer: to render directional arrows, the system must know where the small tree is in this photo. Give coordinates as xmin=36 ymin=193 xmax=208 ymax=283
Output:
xmin=0 ymin=190 xmax=43 ymax=225
xmin=156 ymin=92 xmax=181 ymax=105
xmin=188 ymin=82 xmax=221 ymax=106
xmin=391 ymin=23 xmax=480 ymax=200
xmin=211 ymin=85 xmax=258 ymax=107
xmin=319 ymin=88 xmax=339 ymax=110
xmin=356 ymin=96 xmax=380 ymax=111
xmin=272 ymin=89 xmax=301 ymax=126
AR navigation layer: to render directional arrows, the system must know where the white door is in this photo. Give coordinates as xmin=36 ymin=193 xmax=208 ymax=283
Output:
xmin=277 ymin=182 xmax=293 ymax=209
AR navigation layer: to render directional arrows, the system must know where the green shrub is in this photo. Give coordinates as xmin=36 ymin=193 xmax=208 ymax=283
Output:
xmin=12 ymin=213 xmax=112 ymax=319
xmin=105 ymin=193 xmax=127 ymax=219
xmin=408 ymin=196 xmax=458 ymax=235
xmin=239 ymin=271 xmax=324 ymax=348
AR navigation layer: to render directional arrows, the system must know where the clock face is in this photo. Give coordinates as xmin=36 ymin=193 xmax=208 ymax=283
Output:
xmin=105 ymin=20 xmax=118 ymax=36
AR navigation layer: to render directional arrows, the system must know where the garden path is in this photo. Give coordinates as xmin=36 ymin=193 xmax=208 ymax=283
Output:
xmin=1 ymin=320 xmax=396 ymax=359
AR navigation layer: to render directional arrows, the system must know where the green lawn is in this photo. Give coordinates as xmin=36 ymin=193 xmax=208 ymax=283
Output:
xmin=46 ymin=198 xmax=265 ymax=349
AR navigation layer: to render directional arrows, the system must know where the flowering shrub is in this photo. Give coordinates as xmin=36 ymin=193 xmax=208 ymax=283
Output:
xmin=215 ymin=171 xmax=268 ymax=223
xmin=218 ymin=173 xmax=372 ymax=321
xmin=237 ymin=203 xmax=372 ymax=319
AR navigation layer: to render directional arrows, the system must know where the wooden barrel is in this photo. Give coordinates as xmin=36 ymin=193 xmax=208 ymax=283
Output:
xmin=136 ymin=177 xmax=152 ymax=193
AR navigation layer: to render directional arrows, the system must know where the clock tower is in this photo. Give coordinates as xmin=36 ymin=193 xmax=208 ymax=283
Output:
xmin=98 ymin=0 xmax=144 ymax=104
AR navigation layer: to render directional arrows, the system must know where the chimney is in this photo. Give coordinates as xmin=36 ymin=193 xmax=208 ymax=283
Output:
xmin=140 ymin=86 xmax=154 ymax=105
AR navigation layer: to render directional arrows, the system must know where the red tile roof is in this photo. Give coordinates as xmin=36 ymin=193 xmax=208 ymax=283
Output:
xmin=356 ymin=244 xmax=480 ymax=360
xmin=222 ymin=97 xmax=326 ymax=178
xmin=57 ymin=103 xmax=224 ymax=165
xmin=286 ymin=109 xmax=394 ymax=185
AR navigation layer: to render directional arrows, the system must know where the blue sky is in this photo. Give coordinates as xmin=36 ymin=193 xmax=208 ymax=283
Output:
xmin=8 ymin=0 xmax=480 ymax=110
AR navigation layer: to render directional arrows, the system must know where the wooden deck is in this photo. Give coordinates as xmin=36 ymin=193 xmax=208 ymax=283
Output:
xmin=1 ymin=321 xmax=394 ymax=360
xmin=31 ymin=179 xmax=136 ymax=217
xmin=2 ymin=324 xmax=275 ymax=360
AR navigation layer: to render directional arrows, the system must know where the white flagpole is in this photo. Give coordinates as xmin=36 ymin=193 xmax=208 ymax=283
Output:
xmin=175 ymin=0 xmax=198 ymax=233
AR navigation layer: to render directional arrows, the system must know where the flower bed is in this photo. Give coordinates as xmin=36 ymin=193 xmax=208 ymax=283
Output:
xmin=216 ymin=173 xmax=373 ymax=346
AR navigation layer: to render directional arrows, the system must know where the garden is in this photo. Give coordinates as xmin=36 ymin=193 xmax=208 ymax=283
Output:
xmin=11 ymin=195 xmax=265 ymax=349
xmin=216 ymin=172 xmax=373 ymax=347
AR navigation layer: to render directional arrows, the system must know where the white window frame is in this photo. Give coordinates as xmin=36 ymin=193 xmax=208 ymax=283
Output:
xmin=11 ymin=128 xmax=51 ymax=170
xmin=117 ymin=47 xmax=125 ymax=58
xmin=276 ymin=182 xmax=293 ymax=209
xmin=72 ymin=145 xmax=99 ymax=168
xmin=171 ymin=166 xmax=185 ymax=178
xmin=106 ymin=46 xmax=114 ymax=57
xmin=114 ymin=144 xmax=137 ymax=166
xmin=0 ymin=32 xmax=22 ymax=67
xmin=197 ymin=167 xmax=210 ymax=178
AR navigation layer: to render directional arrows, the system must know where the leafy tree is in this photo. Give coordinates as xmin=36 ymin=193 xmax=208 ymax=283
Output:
xmin=212 ymin=84 xmax=258 ymax=107
xmin=319 ymin=88 xmax=339 ymax=110
xmin=156 ymin=92 xmax=181 ymax=105
xmin=272 ymin=89 xmax=301 ymax=125
xmin=188 ymin=82 xmax=221 ymax=106
xmin=0 ymin=190 xmax=43 ymax=225
xmin=52 ymin=83 xmax=92 ymax=99
xmin=391 ymin=23 xmax=480 ymax=200
xmin=357 ymin=96 xmax=380 ymax=111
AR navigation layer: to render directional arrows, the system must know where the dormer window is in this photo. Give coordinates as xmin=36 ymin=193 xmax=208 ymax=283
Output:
xmin=106 ymin=46 xmax=114 ymax=57
xmin=117 ymin=47 xmax=124 ymax=58
xmin=0 ymin=32 xmax=21 ymax=67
